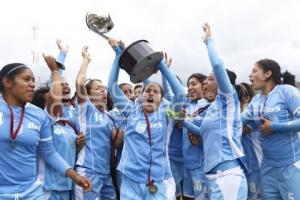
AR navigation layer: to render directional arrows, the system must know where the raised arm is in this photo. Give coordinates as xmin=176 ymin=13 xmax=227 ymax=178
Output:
xmin=43 ymin=54 xmax=62 ymax=117
xmin=202 ymin=23 xmax=233 ymax=94
xmin=55 ymin=39 xmax=69 ymax=71
xmin=76 ymin=46 xmax=91 ymax=104
xmin=157 ymin=60 xmax=185 ymax=112
xmin=107 ymin=38 xmax=132 ymax=115
xmin=161 ymin=52 xmax=173 ymax=101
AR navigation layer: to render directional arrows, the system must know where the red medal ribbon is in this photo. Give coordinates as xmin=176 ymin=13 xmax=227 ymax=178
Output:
xmin=3 ymin=98 xmax=25 ymax=144
xmin=144 ymin=112 xmax=157 ymax=193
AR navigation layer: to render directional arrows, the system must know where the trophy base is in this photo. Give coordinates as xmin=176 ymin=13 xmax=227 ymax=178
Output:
xmin=119 ymin=40 xmax=163 ymax=84
xmin=129 ymin=51 xmax=162 ymax=83
xmin=55 ymin=61 xmax=65 ymax=70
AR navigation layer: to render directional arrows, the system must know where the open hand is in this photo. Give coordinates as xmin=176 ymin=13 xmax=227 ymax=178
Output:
xmin=76 ymin=132 xmax=85 ymax=152
xmin=42 ymin=53 xmax=59 ymax=72
xmin=188 ymin=133 xmax=201 ymax=145
xmin=56 ymin=39 xmax=69 ymax=53
xmin=163 ymin=52 xmax=172 ymax=68
xmin=260 ymin=116 xmax=272 ymax=136
xmin=82 ymin=46 xmax=91 ymax=63
xmin=202 ymin=23 xmax=212 ymax=42
xmin=75 ymin=175 xmax=92 ymax=192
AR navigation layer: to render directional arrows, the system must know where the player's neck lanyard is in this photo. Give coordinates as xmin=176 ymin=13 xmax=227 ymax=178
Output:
xmin=259 ymin=85 xmax=275 ymax=118
xmin=143 ymin=112 xmax=158 ymax=194
xmin=56 ymin=119 xmax=80 ymax=135
xmin=96 ymin=106 xmax=122 ymax=164
xmin=192 ymin=104 xmax=210 ymax=117
xmin=3 ymin=97 xmax=25 ymax=148
xmin=259 ymin=95 xmax=268 ymax=118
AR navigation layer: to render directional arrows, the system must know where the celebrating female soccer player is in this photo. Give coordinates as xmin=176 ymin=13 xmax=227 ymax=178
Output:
xmin=243 ymin=59 xmax=300 ymax=199
xmin=107 ymin=38 xmax=185 ymax=200
xmin=37 ymin=53 xmax=85 ymax=200
xmin=74 ymin=46 xmax=116 ymax=200
xmin=236 ymin=82 xmax=263 ymax=200
xmin=189 ymin=23 xmax=248 ymax=199
xmin=0 ymin=63 xmax=91 ymax=199
xmin=179 ymin=73 xmax=208 ymax=200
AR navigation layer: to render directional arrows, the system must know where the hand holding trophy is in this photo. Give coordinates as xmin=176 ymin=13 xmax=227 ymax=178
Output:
xmin=86 ymin=12 xmax=163 ymax=83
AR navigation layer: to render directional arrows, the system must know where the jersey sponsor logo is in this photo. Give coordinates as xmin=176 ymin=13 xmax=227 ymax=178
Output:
xmin=194 ymin=115 xmax=204 ymax=121
xmin=264 ymin=106 xmax=280 ymax=113
xmin=28 ymin=122 xmax=41 ymax=131
xmin=150 ymin=122 xmax=163 ymax=129
xmin=135 ymin=121 xmax=163 ymax=134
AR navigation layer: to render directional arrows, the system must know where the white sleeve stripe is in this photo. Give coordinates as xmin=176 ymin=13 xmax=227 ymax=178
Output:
xmin=39 ymin=137 xmax=52 ymax=142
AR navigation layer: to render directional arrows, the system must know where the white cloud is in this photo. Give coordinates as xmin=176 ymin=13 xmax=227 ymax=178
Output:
xmin=1 ymin=0 xmax=300 ymax=91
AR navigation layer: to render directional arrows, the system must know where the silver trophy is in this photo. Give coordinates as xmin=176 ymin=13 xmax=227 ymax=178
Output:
xmin=86 ymin=12 xmax=114 ymax=40
xmin=85 ymin=12 xmax=163 ymax=83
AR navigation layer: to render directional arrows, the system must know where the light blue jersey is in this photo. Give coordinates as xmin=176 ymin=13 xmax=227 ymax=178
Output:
xmin=109 ymin=108 xmax=126 ymax=164
xmin=63 ymin=104 xmax=78 ymax=121
xmin=117 ymin=105 xmax=174 ymax=182
xmin=168 ymin=126 xmax=183 ymax=162
xmin=241 ymin=128 xmax=262 ymax=174
xmin=108 ymin=46 xmax=185 ymax=200
xmin=241 ymin=128 xmax=263 ymax=200
xmin=242 ymin=84 xmax=300 ymax=167
xmin=199 ymin=38 xmax=245 ymax=174
xmin=0 ymin=96 xmax=70 ymax=194
xmin=76 ymin=100 xmax=114 ymax=174
xmin=167 ymin=89 xmax=183 ymax=163
xmin=183 ymin=99 xmax=208 ymax=170
xmin=40 ymin=120 xmax=77 ymax=191
xmin=199 ymin=89 xmax=245 ymax=173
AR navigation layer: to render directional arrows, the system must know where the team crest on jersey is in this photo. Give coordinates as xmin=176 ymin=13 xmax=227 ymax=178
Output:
xmin=135 ymin=122 xmax=146 ymax=134
xmin=54 ymin=126 xmax=67 ymax=135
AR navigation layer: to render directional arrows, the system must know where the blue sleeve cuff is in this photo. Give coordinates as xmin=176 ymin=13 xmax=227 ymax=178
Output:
xmin=271 ymin=121 xmax=287 ymax=132
xmin=56 ymin=51 xmax=67 ymax=65
xmin=205 ymin=37 xmax=213 ymax=45
xmin=114 ymin=47 xmax=122 ymax=55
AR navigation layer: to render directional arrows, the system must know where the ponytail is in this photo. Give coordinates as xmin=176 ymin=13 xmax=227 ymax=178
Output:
xmin=282 ymin=70 xmax=296 ymax=86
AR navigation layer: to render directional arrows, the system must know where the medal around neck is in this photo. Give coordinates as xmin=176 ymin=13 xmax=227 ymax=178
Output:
xmin=10 ymin=139 xmax=16 ymax=148
xmin=85 ymin=12 xmax=163 ymax=83
xmin=147 ymin=180 xmax=158 ymax=194
xmin=149 ymin=184 xmax=158 ymax=194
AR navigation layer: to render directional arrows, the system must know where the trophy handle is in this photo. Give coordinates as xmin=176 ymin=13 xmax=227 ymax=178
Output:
xmin=85 ymin=13 xmax=110 ymax=40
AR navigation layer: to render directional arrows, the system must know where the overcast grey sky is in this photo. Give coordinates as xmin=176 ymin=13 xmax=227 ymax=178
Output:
xmin=1 ymin=0 xmax=300 ymax=89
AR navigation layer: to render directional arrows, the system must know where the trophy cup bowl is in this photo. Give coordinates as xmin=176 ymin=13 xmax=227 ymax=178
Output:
xmin=86 ymin=12 xmax=114 ymax=40
xmin=86 ymin=12 xmax=163 ymax=83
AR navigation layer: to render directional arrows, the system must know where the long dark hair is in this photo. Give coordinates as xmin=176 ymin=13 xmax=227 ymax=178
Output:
xmin=31 ymin=86 xmax=50 ymax=109
xmin=0 ymin=63 xmax=29 ymax=93
xmin=85 ymin=79 xmax=103 ymax=95
xmin=236 ymin=82 xmax=255 ymax=102
xmin=141 ymin=82 xmax=164 ymax=98
xmin=256 ymin=59 xmax=295 ymax=86
xmin=187 ymin=73 xmax=207 ymax=86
